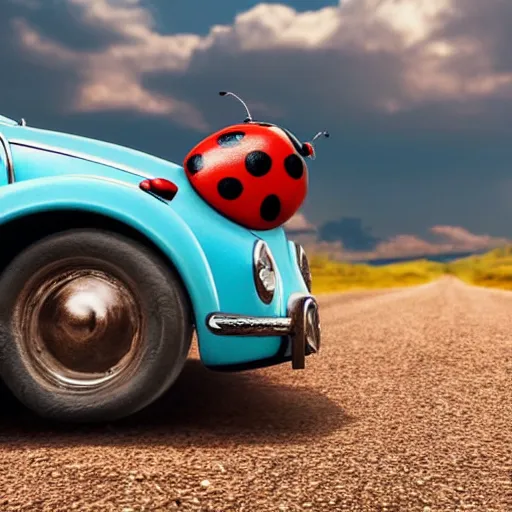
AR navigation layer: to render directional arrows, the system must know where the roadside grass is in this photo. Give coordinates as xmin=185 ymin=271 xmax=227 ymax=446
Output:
xmin=310 ymin=254 xmax=447 ymax=294
xmin=310 ymin=246 xmax=512 ymax=294
xmin=447 ymin=246 xmax=512 ymax=291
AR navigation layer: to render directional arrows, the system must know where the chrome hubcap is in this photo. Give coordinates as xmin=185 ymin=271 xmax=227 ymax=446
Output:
xmin=17 ymin=262 xmax=144 ymax=390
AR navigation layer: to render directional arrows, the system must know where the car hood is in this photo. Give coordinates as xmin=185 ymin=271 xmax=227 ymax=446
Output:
xmin=5 ymin=124 xmax=184 ymax=180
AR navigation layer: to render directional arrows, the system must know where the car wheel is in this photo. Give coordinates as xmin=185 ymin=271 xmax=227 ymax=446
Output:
xmin=0 ymin=228 xmax=193 ymax=422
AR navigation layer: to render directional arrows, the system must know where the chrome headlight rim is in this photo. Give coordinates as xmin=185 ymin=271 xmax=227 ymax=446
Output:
xmin=253 ymin=240 xmax=277 ymax=304
xmin=295 ymin=243 xmax=312 ymax=292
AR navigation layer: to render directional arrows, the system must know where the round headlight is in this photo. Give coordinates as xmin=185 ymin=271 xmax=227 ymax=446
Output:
xmin=295 ymin=244 xmax=312 ymax=292
xmin=253 ymin=240 xmax=276 ymax=304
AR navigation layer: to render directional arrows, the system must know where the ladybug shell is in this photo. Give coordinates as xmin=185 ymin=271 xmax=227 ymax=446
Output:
xmin=183 ymin=123 xmax=308 ymax=230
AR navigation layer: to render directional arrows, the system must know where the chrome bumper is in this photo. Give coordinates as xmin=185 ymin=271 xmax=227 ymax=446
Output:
xmin=206 ymin=294 xmax=321 ymax=369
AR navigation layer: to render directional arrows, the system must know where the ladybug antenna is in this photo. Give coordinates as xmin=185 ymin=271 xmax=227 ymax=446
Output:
xmin=311 ymin=131 xmax=330 ymax=142
xmin=219 ymin=91 xmax=253 ymax=122
xmin=301 ymin=131 xmax=330 ymax=160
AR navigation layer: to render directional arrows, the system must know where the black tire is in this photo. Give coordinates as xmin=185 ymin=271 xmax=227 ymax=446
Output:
xmin=0 ymin=229 xmax=193 ymax=423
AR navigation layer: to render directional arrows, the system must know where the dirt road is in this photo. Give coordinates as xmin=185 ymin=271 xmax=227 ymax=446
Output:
xmin=0 ymin=277 xmax=511 ymax=511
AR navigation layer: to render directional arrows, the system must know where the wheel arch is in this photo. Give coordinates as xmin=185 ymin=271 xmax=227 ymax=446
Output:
xmin=0 ymin=176 xmax=221 ymax=326
xmin=0 ymin=209 xmax=199 ymax=318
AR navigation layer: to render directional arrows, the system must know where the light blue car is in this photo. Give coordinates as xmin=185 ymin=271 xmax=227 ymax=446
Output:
xmin=0 ymin=110 xmax=321 ymax=423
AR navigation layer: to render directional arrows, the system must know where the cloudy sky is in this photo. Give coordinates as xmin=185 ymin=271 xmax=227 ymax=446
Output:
xmin=2 ymin=0 xmax=512 ymax=260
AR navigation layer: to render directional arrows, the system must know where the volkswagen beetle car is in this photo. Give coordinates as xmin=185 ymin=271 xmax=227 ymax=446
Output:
xmin=0 ymin=94 xmax=325 ymax=423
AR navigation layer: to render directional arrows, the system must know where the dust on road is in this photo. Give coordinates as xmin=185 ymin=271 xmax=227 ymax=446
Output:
xmin=0 ymin=277 xmax=511 ymax=511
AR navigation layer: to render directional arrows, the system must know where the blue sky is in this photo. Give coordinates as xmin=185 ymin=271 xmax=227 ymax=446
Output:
xmin=1 ymin=0 xmax=512 ymax=260
xmin=143 ymin=0 xmax=340 ymax=35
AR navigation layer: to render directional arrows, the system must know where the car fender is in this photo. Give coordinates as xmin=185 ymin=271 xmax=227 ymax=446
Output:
xmin=0 ymin=175 xmax=221 ymax=328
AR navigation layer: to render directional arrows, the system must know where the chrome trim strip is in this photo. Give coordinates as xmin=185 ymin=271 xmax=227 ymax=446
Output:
xmin=69 ymin=174 xmax=140 ymax=189
xmin=0 ymin=132 xmax=15 ymax=183
xmin=207 ymin=313 xmax=292 ymax=336
xmin=8 ymin=138 xmax=154 ymax=179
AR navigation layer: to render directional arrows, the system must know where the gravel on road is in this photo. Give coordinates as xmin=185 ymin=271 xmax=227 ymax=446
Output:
xmin=0 ymin=277 xmax=511 ymax=511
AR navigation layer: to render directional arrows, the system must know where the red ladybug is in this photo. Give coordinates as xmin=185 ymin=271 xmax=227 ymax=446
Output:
xmin=183 ymin=91 xmax=328 ymax=230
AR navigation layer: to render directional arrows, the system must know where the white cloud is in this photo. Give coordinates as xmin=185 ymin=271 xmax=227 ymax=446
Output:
xmin=287 ymin=218 xmax=510 ymax=261
xmin=76 ymin=75 xmax=207 ymax=124
xmin=430 ymin=225 xmax=510 ymax=250
xmin=371 ymin=0 xmax=453 ymax=46
xmin=285 ymin=212 xmax=317 ymax=233
xmin=370 ymin=226 xmax=509 ymax=259
xmin=12 ymin=0 xmax=207 ymax=128
xmin=10 ymin=0 xmax=512 ymax=127
xmin=14 ymin=18 xmax=76 ymax=64
xmin=69 ymin=0 xmax=154 ymax=40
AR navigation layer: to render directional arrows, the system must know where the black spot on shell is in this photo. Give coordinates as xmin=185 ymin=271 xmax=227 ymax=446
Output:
xmin=217 ymin=131 xmax=245 ymax=147
xmin=260 ymin=194 xmax=281 ymax=222
xmin=217 ymin=177 xmax=243 ymax=200
xmin=186 ymin=154 xmax=203 ymax=174
xmin=245 ymin=151 xmax=272 ymax=177
xmin=284 ymin=154 xmax=304 ymax=179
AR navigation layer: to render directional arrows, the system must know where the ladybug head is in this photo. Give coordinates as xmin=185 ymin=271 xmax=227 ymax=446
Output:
xmin=219 ymin=91 xmax=329 ymax=160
